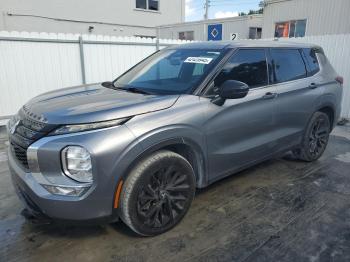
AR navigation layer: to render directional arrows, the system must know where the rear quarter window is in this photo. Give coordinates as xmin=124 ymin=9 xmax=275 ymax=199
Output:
xmin=270 ymin=48 xmax=307 ymax=83
xmin=302 ymin=48 xmax=320 ymax=76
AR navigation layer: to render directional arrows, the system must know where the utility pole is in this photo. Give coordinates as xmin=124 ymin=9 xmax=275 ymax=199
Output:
xmin=204 ymin=0 xmax=209 ymax=20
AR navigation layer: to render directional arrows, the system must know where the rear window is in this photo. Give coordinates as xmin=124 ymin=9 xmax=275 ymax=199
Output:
xmin=302 ymin=48 xmax=320 ymax=76
xmin=270 ymin=49 xmax=307 ymax=83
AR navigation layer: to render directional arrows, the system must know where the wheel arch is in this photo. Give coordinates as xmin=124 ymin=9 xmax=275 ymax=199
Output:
xmin=122 ymin=137 xmax=208 ymax=189
xmin=316 ymin=104 xmax=335 ymax=129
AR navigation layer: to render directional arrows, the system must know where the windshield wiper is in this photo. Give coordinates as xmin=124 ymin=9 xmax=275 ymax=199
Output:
xmin=118 ymin=87 xmax=152 ymax=95
xmin=101 ymin=81 xmax=151 ymax=95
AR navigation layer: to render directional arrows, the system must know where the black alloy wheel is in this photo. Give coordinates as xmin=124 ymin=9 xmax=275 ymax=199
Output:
xmin=293 ymin=111 xmax=330 ymax=161
xmin=137 ymin=166 xmax=191 ymax=228
xmin=308 ymin=117 xmax=329 ymax=158
xmin=119 ymin=150 xmax=195 ymax=236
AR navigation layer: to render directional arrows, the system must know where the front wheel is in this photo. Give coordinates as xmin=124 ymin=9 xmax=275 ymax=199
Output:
xmin=293 ymin=111 xmax=331 ymax=162
xmin=119 ymin=150 xmax=196 ymax=236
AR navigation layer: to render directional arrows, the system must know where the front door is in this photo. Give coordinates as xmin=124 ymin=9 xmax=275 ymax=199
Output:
xmin=202 ymin=48 xmax=278 ymax=182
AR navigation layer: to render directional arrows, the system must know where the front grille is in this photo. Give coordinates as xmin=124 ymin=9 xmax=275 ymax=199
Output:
xmin=11 ymin=142 xmax=29 ymax=168
xmin=9 ymin=109 xmax=56 ymax=170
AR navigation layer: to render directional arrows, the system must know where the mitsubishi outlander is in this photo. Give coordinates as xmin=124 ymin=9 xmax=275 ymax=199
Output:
xmin=7 ymin=41 xmax=343 ymax=236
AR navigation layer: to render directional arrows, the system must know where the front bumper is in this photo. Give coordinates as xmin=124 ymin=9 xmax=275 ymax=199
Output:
xmin=9 ymin=150 xmax=109 ymax=222
xmin=8 ymin=125 xmax=141 ymax=222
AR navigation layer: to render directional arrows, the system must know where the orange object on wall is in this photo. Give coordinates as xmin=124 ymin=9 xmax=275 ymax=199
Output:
xmin=283 ymin=22 xmax=290 ymax=37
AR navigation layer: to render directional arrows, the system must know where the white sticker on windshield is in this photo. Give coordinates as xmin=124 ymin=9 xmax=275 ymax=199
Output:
xmin=184 ymin=57 xmax=213 ymax=64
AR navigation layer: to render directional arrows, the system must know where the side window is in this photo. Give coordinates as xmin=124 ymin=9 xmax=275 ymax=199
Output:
xmin=270 ymin=49 xmax=307 ymax=83
xmin=213 ymin=49 xmax=268 ymax=89
xmin=302 ymin=48 xmax=320 ymax=76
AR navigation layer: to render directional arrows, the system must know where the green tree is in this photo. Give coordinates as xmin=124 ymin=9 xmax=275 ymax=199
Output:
xmin=239 ymin=1 xmax=264 ymax=16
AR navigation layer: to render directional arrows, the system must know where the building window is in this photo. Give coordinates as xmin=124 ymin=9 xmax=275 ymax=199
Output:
xmin=274 ymin=19 xmax=306 ymax=38
xmin=249 ymin=27 xmax=262 ymax=39
xmin=179 ymin=31 xmax=194 ymax=40
xmin=136 ymin=0 xmax=159 ymax=11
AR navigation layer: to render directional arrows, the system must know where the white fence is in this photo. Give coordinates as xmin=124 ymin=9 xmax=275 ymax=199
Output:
xmin=0 ymin=31 xmax=191 ymax=117
xmin=0 ymin=32 xmax=349 ymax=119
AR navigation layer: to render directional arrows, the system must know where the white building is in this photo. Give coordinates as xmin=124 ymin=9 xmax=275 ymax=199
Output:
xmin=0 ymin=0 xmax=185 ymax=37
xmin=263 ymin=0 xmax=350 ymax=38
xmin=158 ymin=15 xmax=263 ymax=41
xmin=158 ymin=0 xmax=350 ymax=41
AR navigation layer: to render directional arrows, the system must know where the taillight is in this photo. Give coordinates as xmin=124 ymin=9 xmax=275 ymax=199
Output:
xmin=336 ymin=76 xmax=344 ymax=86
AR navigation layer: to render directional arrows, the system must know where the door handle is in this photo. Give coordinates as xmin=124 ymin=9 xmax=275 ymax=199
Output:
xmin=262 ymin=92 xmax=278 ymax=99
xmin=308 ymin=83 xmax=318 ymax=89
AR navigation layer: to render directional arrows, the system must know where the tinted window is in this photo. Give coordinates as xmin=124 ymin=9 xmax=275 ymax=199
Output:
xmin=302 ymin=48 xmax=320 ymax=75
xmin=270 ymin=49 xmax=307 ymax=83
xmin=214 ymin=49 xmax=268 ymax=88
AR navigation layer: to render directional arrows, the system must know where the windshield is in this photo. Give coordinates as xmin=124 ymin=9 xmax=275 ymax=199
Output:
xmin=113 ymin=48 xmax=224 ymax=95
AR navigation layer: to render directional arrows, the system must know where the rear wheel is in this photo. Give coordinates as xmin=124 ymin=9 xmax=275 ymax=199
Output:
xmin=119 ymin=150 xmax=196 ymax=236
xmin=293 ymin=111 xmax=330 ymax=162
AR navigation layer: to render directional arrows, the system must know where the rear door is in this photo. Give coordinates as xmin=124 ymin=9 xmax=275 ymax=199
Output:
xmin=203 ymin=48 xmax=278 ymax=181
xmin=269 ymin=48 xmax=323 ymax=151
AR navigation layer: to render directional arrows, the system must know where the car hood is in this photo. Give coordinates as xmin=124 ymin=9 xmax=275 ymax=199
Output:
xmin=21 ymin=83 xmax=180 ymax=124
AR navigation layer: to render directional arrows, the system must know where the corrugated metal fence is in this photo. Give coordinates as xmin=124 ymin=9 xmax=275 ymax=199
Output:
xmin=0 ymin=31 xmax=191 ymax=117
xmin=0 ymin=32 xmax=349 ymax=119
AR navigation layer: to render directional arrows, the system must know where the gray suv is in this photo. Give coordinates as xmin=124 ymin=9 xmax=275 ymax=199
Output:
xmin=7 ymin=41 xmax=343 ymax=236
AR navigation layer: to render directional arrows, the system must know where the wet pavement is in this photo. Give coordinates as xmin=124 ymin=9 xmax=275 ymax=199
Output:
xmin=0 ymin=124 xmax=350 ymax=262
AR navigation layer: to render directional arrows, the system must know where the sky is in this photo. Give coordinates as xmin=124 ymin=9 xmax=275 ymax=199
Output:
xmin=185 ymin=0 xmax=262 ymax=21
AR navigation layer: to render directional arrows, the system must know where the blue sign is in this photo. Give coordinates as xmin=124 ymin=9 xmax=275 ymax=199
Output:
xmin=208 ymin=24 xmax=223 ymax=41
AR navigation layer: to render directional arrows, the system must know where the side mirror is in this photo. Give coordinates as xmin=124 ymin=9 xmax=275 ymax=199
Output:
xmin=212 ymin=80 xmax=249 ymax=106
xmin=220 ymin=80 xmax=249 ymax=99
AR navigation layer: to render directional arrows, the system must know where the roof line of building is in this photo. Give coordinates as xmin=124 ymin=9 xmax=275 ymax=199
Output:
xmin=158 ymin=14 xmax=263 ymax=29
xmin=6 ymin=12 xmax=156 ymax=29
xmin=264 ymin=0 xmax=294 ymax=6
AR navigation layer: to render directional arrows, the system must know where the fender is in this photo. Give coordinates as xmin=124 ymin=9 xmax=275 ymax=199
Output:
xmin=112 ymin=124 xmax=208 ymax=188
xmin=318 ymin=93 xmax=338 ymax=128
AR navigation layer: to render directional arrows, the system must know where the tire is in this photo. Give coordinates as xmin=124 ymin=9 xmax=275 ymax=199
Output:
xmin=293 ymin=111 xmax=331 ymax=162
xmin=119 ymin=150 xmax=196 ymax=236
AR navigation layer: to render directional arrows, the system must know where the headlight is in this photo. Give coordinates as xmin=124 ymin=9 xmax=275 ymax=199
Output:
xmin=50 ymin=117 xmax=131 ymax=135
xmin=61 ymin=146 xmax=93 ymax=183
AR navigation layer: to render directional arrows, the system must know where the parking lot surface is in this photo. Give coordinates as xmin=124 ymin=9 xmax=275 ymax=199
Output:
xmin=0 ymin=125 xmax=350 ymax=262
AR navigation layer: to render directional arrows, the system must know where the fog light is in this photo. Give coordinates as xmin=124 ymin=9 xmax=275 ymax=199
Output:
xmin=42 ymin=184 xmax=89 ymax=196
xmin=61 ymin=146 xmax=93 ymax=183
